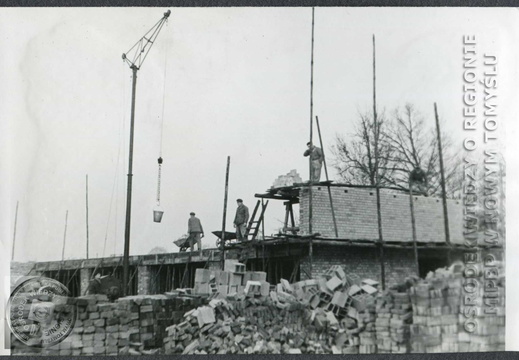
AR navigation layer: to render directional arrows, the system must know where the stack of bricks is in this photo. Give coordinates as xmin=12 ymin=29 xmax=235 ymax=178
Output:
xmin=9 ymin=292 xmax=77 ymax=355
xmin=458 ymin=258 xmax=505 ymax=352
xmin=37 ymin=293 xmax=204 ymax=356
xmin=374 ymin=286 xmax=413 ymax=354
xmin=357 ymin=305 xmax=377 ymax=354
xmin=409 ymin=280 xmax=440 ymax=352
xmin=116 ymin=294 xmax=205 ymax=354
xmin=40 ymin=294 xmax=113 ymax=356
xmin=409 ymin=269 xmax=462 ymax=353
xmin=388 ymin=289 xmax=413 ymax=353
xmin=374 ymin=291 xmax=393 ymax=353
xmin=194 ymin=261 xmax=269 ymax=298
xmin=408 ymin=263 xmax=506 ymax=353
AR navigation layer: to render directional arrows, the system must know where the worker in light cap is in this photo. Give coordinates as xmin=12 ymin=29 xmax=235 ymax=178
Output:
xmin=187 ymin=212 xmax=204 ymax=255
xmin=304 ymin=141 xmax=324 ymax=182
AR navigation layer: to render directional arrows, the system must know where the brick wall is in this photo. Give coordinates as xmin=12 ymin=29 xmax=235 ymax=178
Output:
xmin=299 ymin=186 xmax=463 ymax=244
xmin=299 ymin=245 xmax=417 ymax=288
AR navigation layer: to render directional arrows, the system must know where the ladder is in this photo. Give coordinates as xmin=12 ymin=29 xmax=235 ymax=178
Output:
xmin=245 ymin=200 xmax=269 ymax=241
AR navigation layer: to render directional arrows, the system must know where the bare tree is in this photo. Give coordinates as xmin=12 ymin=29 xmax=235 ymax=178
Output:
xmin=332 ymin=104 xmax=462 ymax=198
xmin=331 ymin=110 xmax=395 ymax=186
xmin=384 ymin=104 xmax=462 ymax=197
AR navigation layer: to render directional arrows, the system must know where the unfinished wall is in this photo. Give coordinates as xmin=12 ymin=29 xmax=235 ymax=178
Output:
xmin=299 ymin=245 xmax=417 ymax=287
xmin=299 ymin=186 xmax=463 ymax=244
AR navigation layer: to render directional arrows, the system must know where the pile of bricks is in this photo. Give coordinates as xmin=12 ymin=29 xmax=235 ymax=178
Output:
xmin=165 ymin=264 xmax=382 ymax=354
xmin=193 ymin=261 xmax=269 ymax=297
xmin=163 ymin=297 xmax=308 ymax=354
xmin=271 ymin=169 xmax=303 ymax=188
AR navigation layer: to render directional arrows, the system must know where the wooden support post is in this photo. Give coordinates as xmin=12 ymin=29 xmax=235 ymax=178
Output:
xmin=409 ymin=183 xmax=420 ymax=276
xmin=308 ymin=7 xmax=315 ymax=275
xmin=11 ymin=201 xmax=19 ymax=262
xmin=261 ymin=199 xmax=266 ymax=240
xmin=373 ymin=34 xmax=386 ymax=290
xmin=289 ymin=203 xmax=296 ymax=231
xmin=221 ymin=156 xmax=230 ymax=270
xmin=86 ymin=174 xmax=90 ymax=259
xmin=434 ymin=103 xmax=452 ymax=259
xmin=283 ymin=201 xmax=291 ymax=232
xmin=62 ymin=210 xmax=69 ymax=261
xmin=316 ymin=116 xmax=338 ymax=237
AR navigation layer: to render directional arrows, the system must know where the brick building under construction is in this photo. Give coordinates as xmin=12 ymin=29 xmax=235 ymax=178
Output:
xmin=16 ymin=180 xmax=489 ymax=298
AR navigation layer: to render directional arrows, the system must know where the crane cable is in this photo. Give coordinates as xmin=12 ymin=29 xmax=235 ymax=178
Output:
xmin=156 ymin=32 xmax=169 ymax=207
xmin=103 ymin=63 xmax=127 ymax=258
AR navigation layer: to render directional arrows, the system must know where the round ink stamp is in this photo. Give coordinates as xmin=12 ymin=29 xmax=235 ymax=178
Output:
xmin=7 ymin=276 xmax=77 ymax=347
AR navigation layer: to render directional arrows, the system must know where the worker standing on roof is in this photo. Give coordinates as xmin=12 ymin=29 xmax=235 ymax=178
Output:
xmin=304 ymin=141 xmax=324 ymax=182
xmin=234 ymin=199 xmax=249 ymax=242
xmin=188 ymin=212 xmax=204 ymax=255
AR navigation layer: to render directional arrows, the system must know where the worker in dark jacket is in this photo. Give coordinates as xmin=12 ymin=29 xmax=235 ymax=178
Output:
xmin=409 ymin=167 xmax=428 ymax=196
xmin=188 ymin=212 xmax=204 ymax=255
xmin=234 ymin=199 xmax=249 ymax=242
xmin=304 ymin=141 xmax=324 ymax=182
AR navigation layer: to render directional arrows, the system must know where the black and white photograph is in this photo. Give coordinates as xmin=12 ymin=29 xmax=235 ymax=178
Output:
xmin=1 ymin=7 xmax=516 ymax=355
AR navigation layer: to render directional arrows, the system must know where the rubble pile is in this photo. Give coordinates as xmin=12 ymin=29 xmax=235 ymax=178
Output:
xmin=165 ymin=263 xmax=382 ymax=354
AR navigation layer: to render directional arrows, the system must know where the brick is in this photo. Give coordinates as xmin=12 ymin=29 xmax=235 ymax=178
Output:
xmin=106 ymin=325 xmax=120 ymax=333
xmin=101 ymin=311 xmax=114 ymax=318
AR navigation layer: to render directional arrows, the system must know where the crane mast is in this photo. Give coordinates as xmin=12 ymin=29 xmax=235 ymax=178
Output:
xmin=121 ymin=10 xmax=170 ymax=296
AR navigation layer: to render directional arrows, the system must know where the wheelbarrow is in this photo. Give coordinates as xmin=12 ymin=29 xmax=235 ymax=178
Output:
xmin=211 ymin=231 xmax=237 ymax=249
xmin=173 ymin=235 xmax=193 ymax=252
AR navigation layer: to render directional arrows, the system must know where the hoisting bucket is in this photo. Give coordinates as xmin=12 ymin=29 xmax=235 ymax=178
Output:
xmin=153 ymin=210 xmax=164 ymax=223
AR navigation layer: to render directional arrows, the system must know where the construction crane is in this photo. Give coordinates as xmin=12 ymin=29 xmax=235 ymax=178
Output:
xmin=121 ymin=9 xmax=171 ymax=296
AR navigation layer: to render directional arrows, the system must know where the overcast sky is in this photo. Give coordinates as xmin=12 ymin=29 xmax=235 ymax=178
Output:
xmin=1 ymin=7 xmax=517 ymax=263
